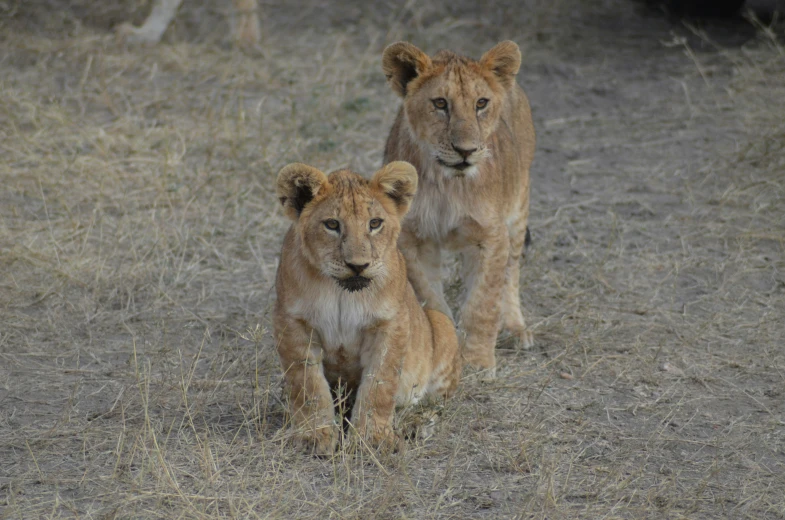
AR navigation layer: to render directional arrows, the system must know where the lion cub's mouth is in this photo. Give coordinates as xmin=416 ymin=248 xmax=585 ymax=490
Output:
xmin=336 ymin=276 xmax=371 ymax=292
xmin=437 ymin=158 xmax=473 ymax=172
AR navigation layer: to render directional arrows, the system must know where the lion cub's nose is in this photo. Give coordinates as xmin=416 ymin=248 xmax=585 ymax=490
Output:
xmin=452 ymin=144 xmax=477 ymax=159
xmin=346 ymin=262 xmax=370 ymax=275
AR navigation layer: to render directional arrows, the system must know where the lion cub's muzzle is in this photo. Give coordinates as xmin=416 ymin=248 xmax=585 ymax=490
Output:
xmin=335 ymin=261 xmax=372 ymax=292
xmin=336 ymin=276 xmax=372 ymax=292
xmin=437 ymin=144 xmax=483 ymax=177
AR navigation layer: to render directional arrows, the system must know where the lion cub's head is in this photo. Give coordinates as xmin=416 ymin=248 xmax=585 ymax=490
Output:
xmin=382 ymin=41 xmax=522 ymax=178
xmin=277 ymin=162 xmax=418 ymax=292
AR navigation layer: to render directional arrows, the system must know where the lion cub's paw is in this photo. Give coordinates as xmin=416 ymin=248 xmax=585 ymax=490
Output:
xmin=293 ymin=425 xmax=338 ymax=457
xmin=498 ymin=325 xmax=535 ymax=351
xmin=520 ymin=328 xmax=535 ymax=349
xmin=354 ymin=422 xmax=402 ymax=453
xmin=461 ymin=347 xmax=497 ymax=381
xmin=511 ymin=327 xmax=535 ymax=350
xmin=114 ymin=23 xmax=159 ymax=45
xmin=462 ymin=363 xmax=498 ymax=382
xmin=400 ymin=404 xmax=442 ymax=441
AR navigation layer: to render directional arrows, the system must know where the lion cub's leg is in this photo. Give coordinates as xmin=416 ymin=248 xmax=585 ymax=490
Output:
xmin=458 ymin=229 xmax=510 ymax=376
xmin=500 ymin=215 xmax=534 ymax=349
xmin=116 ymin=0 xmax=260 ymax=48
xmin=276 ymin=319 xmax=337 ymax=456
xmin=349 ymin=328 xmax=405 ymax=451
xmin=231 ymin=0 xmax=261 ymax=48
xmin=424 ymin=309 xmax=461 ymax=398
xmin=399 ymin=229 xmax=451 ymax=317
xmin=115 ymin=0 xmax=183 ymax=45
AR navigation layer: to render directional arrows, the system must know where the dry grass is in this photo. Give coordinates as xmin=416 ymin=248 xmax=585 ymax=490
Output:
xmin=1 ymin=0 xmax=784 ymax=518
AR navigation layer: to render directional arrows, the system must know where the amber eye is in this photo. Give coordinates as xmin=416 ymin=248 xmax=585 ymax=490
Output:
xmin=476 ymin=98 xmax=489 ymax=110
xmin=369 ymin=218 xmax=383 ymax=230
xmin=324 ymin=219 xmax=340 ymax=231
xmin=432 ymin=98 xmax=448 ymax=110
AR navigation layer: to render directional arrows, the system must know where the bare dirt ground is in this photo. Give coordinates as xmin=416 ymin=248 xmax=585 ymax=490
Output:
xmin=1 ymin=0 xmax=784 ymax=518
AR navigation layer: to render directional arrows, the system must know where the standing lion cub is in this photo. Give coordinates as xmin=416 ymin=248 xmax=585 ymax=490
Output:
xmin=273 ymin=161 xmax=460 ymax=455
xmin=382 ymin=41 xmax=536 ymax=376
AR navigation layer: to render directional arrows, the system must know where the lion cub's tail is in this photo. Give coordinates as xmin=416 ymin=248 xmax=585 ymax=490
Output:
xmin=425 ymin=309 xmax=461 ymax=398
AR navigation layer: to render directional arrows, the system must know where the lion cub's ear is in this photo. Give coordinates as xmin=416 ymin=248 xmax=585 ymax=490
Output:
xmin=480 ymin=40 xmax=521 ymax=89
xmin=382 ymin=42 xmax=433 ymax=97
xmin=276 ymin=163 xmax=330 ymax=220
xmin=372 ymin=161 xmax=418 ymax=217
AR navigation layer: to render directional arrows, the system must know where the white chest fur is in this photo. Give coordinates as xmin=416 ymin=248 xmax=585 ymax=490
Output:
xmin=290 ymin=279 xmax=384 ymax=353
xmin=407 ymin=170 xmax=468 ymax=241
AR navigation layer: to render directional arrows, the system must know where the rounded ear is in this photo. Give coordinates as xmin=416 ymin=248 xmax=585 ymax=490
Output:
xmin=276 ymin=163 xmax=329 ymax=220
xmin=382 ymin=42 xmax=433 ymax=97
xmin=371 ymin=161 xmax=418 ymax=217
xmin=480 ymin=40 xmax=521 ymax=89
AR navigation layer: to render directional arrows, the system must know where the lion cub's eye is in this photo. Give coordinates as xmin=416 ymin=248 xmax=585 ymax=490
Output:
xmin=476 ymin=98 xmax=489 ymax=110
xmin=324 ymin=219 xmax=340 ymax=231
xmin=369 ymin=218 xmax=384 ymax=230
xmin=432 ymin=98 xmax=448 ymax=110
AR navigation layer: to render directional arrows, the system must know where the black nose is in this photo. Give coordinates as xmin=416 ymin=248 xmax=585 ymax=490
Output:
xmin=346 ymin=262 xmax=369 ymax=275
xmin=452 ymin=145 xmax=477 ymax=159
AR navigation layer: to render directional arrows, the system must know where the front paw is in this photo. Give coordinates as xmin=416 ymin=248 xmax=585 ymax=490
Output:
xmin=461 ymin=362 xmax=497 ymax=382
xmin=292 ymin=424 xmax=338 ymax=456
xmin=400 ymin=403 xmax=443 ymax=441
xmin=498 ymin=325 xmax=535 ymax=350
xmin=353 ymin=421 xmax=401 ymax=453
xmin=516 ymin=328 xmax=535 ymax=349
xmin=114 ymin=23 xmax=160 ymax=45
xmin=462 ymin=341 xmax=497 ymax=379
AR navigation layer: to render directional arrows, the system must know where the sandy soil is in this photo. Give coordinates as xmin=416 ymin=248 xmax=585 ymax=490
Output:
xmin=1 ymin=0 xmax=783 ymax=518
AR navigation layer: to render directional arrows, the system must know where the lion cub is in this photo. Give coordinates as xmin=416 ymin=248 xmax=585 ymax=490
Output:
xmin=382 ymin=41 xmax=536 ymax=376
xmin=273 ymin=161 xmax=461 ymax=455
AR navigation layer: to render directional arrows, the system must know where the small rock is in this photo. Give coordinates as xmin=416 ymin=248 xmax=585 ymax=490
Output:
xmin=660 ymin=362 xmax=684 ymax=376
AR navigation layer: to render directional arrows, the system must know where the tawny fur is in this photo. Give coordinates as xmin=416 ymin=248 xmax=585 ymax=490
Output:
xmin=382 ymin=41 xmax=536 ymax=377
xmin=115 ymin=0 xmax=260 ymax=48
xmin=273 ymin=162 xmax=461 ymax=455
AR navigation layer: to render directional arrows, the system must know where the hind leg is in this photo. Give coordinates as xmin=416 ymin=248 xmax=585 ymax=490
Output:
xmin=500 ymin=218 xmax=534 ymax=349
xmin=424 ymin=309 xmax=461 ymax=398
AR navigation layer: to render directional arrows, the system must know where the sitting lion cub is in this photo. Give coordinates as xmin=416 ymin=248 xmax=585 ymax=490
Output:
xmin=273 ymin=161 xmax=461 ymax=455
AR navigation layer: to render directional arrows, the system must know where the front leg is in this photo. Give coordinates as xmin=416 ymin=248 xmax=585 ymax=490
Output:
xmin=399 ymin=228 xmax=451 ymax=317
xmin=275 ymin=314 xmax=337 ymax=455
xmin=231 ymin=0 xmax=261 ymax=48
xmin=457 ymin=224 xmax=510 ymax=376
xmin=115 ymin=0 xmax=183 ymax=44
xmin=350 ymin=323 xmax=406 ymax=450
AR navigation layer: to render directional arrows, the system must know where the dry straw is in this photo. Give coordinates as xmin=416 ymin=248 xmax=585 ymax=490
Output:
xmin=1 ymin=1 xmax=783 ymax=518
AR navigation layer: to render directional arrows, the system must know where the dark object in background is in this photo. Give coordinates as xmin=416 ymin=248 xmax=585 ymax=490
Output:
xmin=661 ymin=0 xmax=746 ymax=16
